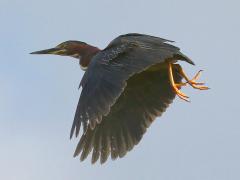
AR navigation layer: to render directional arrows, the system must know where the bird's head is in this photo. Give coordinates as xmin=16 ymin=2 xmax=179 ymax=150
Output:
xmin=30 ymin=41 xmax=88 ymax=58
xmin=30 ymin=40 xmax=100 ymax=70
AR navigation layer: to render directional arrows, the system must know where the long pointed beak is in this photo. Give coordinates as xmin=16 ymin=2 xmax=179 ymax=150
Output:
xmin=30 ymin=48 xmax=66 ymax=55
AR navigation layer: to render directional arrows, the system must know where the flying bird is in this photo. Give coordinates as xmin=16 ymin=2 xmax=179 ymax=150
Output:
xmin=31 ymin=33 xmax=208 ymax=164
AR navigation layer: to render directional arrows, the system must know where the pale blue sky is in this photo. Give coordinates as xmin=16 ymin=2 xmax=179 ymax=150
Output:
xmin=0 ymin=0 xmax=239 ymax=180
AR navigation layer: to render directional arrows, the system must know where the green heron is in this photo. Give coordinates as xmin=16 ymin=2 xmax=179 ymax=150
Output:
xmin=31 ymin=33 xmax=208 ymax=164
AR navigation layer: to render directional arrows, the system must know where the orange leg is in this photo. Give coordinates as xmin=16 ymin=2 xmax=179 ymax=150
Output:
xmin=168 ymin=63 xmax=190 ymax=102
xmin=168 ymin=63 xmax=209 ymax=102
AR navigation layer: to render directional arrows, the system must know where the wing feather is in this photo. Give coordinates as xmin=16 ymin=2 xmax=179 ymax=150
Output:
xmin=71 ymin=34 xmax=193 ymax=138
xmin=75 ymin=64 xmax=183 ymax=163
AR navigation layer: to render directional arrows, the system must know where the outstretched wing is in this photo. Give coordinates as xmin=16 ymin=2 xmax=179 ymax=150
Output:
xmin=71 ymin=33 xmax=193 ymax=138
xmin=74 ymin=64 xmax=183 ymax=164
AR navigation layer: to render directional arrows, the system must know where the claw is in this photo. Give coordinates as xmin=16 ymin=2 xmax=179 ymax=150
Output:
xmin=192 ymin=70 xmax=202 ymax=81
xmin=180 ymin=70 xmax=209 ymax=90
xmin=177 ymin=94 xmax=190 ymax=102
xmin=172 ymin=84 xmax=189 ymax=98
xmin=168 ymin=63 xmax=209 ymax=102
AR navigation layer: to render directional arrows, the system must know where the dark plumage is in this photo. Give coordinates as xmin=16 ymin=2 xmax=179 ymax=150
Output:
xmin=74 ymin=65 xmax=183 ymax=164
xmin=31 ymin=33 xmax=208 ymax=164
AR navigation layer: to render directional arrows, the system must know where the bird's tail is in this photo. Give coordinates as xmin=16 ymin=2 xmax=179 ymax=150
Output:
xmin=175 ymin=52 xmax=195 ymax=65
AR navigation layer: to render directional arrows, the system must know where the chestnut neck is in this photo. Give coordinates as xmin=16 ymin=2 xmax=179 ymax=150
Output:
xmin=79 ymin=44 xmax=100 ymax=68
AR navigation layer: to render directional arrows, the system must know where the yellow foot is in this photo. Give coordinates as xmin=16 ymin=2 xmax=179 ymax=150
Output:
xmin=168 ymin=63 xmax=209 ymax=102
xmin=180 ymin=69 xmax=209 ymax=90
xmin=172 ymin=83 xmax=190 ymax=102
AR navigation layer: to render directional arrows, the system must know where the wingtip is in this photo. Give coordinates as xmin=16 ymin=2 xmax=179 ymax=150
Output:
xmin=70 ymin=130 xmax=74 ymax=139
xmin=73 ymin=152 xmax=78 ymax=158
xmin=73 ymin=146 xmax=81 ymax=157
xmin=190 ymin=60 xmax=195 ymax=66
xmin=91 ymin=158 xmax=98 ymax=164
xmin=184 ymin=57 xmax=195 ymax=66
xmin=70 ymin=121 xmax=77 ymax=139
xmin=176 ymin=53 xmax=195 ymax=65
